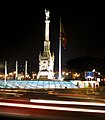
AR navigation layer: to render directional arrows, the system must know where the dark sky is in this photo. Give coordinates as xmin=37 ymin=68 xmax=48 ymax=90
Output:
xmin=2 ymin=1 xmax=105 ymax=71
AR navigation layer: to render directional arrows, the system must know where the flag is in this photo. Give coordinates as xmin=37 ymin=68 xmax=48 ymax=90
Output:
xmin=60 ymin=21 xmax=67 ymax=49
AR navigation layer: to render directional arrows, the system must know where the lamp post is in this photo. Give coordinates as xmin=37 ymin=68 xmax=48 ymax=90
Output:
xmin=4 ymin=61 xmax=7 ymax=88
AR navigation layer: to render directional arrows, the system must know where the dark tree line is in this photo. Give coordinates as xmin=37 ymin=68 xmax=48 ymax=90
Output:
xmin=66 ymin=56 xmax=105 ymax=75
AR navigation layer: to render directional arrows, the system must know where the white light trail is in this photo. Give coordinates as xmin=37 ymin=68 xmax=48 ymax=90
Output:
xmin=30 ymin=99 xmax=105 ymax=107
xmin=0 ymin=102 xmax=105 ymax=113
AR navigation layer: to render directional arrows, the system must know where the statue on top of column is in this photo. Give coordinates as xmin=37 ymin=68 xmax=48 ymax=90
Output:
xmin=45 ymin=9 xmax=50 ymax=20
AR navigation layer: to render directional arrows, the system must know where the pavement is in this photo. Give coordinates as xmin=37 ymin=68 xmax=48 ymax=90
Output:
xmin=0 ymin=87 xmax=105 ymax=103
xmin=53 ymin=91 xmax=105 ymax=103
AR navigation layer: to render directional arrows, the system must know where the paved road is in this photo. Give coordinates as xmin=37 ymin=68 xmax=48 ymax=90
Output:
xmin=0 ymin=98 xmax=105 ymax=120
xmin=0 ymin=88 xmax=105 ymax=120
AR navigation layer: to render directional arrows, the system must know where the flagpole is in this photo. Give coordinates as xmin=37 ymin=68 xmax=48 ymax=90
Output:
xmin=59 ymin=18 xmax=62 ymax=80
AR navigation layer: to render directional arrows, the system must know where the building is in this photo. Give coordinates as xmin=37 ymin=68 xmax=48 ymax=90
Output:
xmin=71 ymin=80 xmax=99 ymax=88
xmin=37 ymin=9 xmax=55 ymax=79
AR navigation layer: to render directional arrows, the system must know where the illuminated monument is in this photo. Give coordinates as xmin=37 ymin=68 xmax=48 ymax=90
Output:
xmin=37 ymin=9 xmax=55 ymax=79
xmin=0 ymin=9 xmax=78 ymax=89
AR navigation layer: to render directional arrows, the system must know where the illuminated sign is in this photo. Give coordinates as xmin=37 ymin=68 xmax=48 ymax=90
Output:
xmin=85 ymin=71 xmax=94 ymax=78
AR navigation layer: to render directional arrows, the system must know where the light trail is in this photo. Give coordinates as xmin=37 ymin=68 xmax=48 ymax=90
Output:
xmin=30 ymin=99 xmax=105 ymax=107
xmin=0 ymin=102 xmax=105 ymax=113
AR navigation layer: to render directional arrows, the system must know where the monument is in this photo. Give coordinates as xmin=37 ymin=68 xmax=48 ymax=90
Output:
xmin=0 ymin=9 xmax=78 ymax=89
xmin=37 ymin=9 xmax=55 ymax=79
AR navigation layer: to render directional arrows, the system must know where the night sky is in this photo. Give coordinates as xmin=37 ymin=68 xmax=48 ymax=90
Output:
xmin=2 ymin=1 xmax=105 ymax=71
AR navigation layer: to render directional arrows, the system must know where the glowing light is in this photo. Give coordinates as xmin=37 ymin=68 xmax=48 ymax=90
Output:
xmin=30 ymin=99 xmax=105 ymax=106
xmin=62 ymin=71 xmax=65 ymax=75
xmin=0 ymin=102 xmax=105 ymax=113
xmin=66 ymin=72 xmax=69 ymax=75
xmin=9 ymin=72 xmax=13 ymax=75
